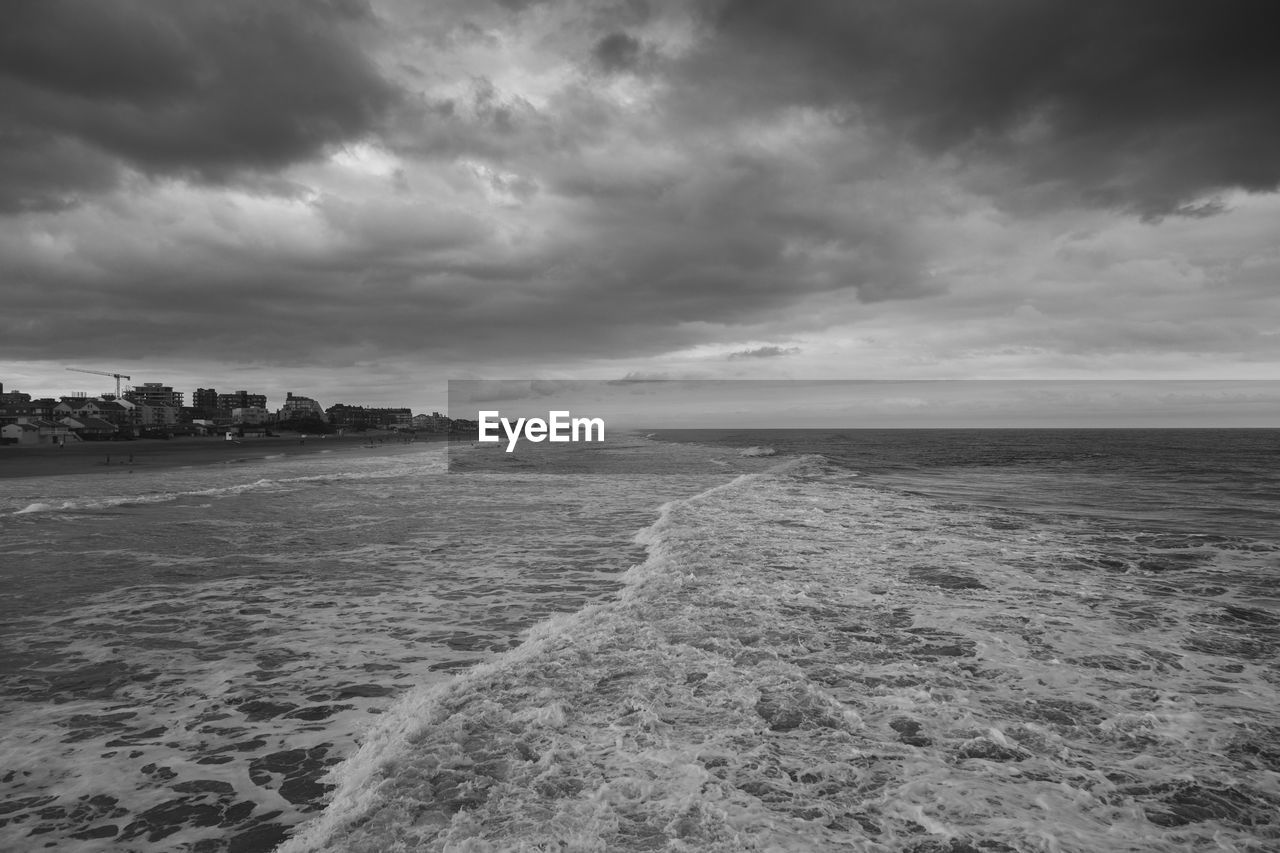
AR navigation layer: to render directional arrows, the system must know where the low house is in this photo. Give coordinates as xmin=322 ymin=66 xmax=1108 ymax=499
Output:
xmin=54 ymin=398 xmax=102 ymax=420
xmin=32 ymin=419 xmax=72 ymax=444
xmin=54 ymin=398 xmax=136 ymax=430
xmin=1 ymin=419 xmax=73 ymax=445
xmin=1 ymin=422 xmax=39 ymax=445
xmin=59 ymin=416 xmax=118 ymax=440
xmin=98 ymin=399 xmax=137 ymax=428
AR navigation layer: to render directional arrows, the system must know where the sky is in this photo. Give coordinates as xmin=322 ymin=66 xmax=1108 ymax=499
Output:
xmin=449 ymin=379 xmax=1280 ymax=428
xmin=2 ymin=0 xmax=1279 ymax=414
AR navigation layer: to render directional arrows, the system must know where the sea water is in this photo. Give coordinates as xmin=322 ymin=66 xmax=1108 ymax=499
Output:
xmin=0 ymin=438 xmax=753 ymax=850
xmin=2 ymin=431 xmax=1278 ymax=852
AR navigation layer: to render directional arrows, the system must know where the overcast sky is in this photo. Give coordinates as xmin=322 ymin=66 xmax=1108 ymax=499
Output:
xmin=449 ymin=379 xmax=1280 ymax=427
xmin=3 ymin=0 xmax=1278 ymax=413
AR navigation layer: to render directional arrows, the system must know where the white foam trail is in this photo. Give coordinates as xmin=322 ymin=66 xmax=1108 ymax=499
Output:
xmin=14 ymin=502 xmax=58 ymax=515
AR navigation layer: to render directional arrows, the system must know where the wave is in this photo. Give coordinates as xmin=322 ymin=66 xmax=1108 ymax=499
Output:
xmin=276 ymin=461 xmax=800 ymax=852
xmin=279 ymin=454 xmax=1280 ymax=852
xmin=8 ymin=458 xmax=447 ymax=515
xmin=9 ymin=478 xmax=291 ymax=515
xmin=737 ymin=445 xmax=776 ymax=457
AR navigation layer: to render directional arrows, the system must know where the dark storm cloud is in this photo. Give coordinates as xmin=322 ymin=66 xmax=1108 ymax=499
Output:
xmin=0 ymin=129 xmax=118 ymax=213
xmin=0 ymin=0 xmax=397 ymax=208
xmin=592 ymin=32 xmax=642 ymax=73
xmin=5 ymin=0 xmax=1276 ymax=385
xmin=693 ymin=0 xmax=1280 ymax=218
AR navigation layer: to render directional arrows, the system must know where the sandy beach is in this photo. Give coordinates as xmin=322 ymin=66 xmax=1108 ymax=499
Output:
xmin=0 ymin=433 xmax=438 ymax=480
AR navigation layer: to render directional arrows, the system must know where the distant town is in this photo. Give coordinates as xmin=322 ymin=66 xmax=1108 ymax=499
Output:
xmin=0 ymin=376 xmax=479 ymax=446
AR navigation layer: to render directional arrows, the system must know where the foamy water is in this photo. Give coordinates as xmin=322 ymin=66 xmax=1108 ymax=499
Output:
xmin=3 ymin=433 xmax=1277 ymax=852
xmin=0 ymin=440 xmax=760 ymax=851
xmin=282 ymin=448 xmax=1279 ymax=852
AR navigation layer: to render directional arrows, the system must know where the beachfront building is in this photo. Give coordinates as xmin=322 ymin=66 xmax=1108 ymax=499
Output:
xmin=231 ymin=406 xmax=269 ymax=425
xmin=2 ymin=422 xmax=40 ymax=445
xmin=1 ymin=399 xmax=39 ymax=422
xmin=125 ymin=383 xmax=185 ymax=409
xmin=55 ymin=397 xmax=106 ymax=421
xmin=218 ymin=391 xmax=268 ymax=412
xmin=0 ymin=385 xmax=32 ymax=406
xmin=1 ymin=419 xmax=72 ymax=446
xmin=54 ymin=398 xmax=136 ymax=430
xmin=191 ymin=388 xmax=220 ymax=420
xmin=137 ymin=402 xmax=180 ymax=427
xmin=378 ymin=407 xmax=414 ymax=429
xmin=99 ymin=399 xmax=136 ymax=428
xmin=412 ymin=412 xmax=452 ymax=432
xmin=278 ymin=392 xmax=327 ymax=423
xmin=1 ymin=399 xmax=50 ymax=425
xmin=327 ymin=404 xmax=414 ymax=430
xmin=58 ymin=416 xmax=118 ymax=440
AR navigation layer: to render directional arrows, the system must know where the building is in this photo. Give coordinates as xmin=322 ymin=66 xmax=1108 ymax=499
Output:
xmin=279 ymin=392 xmax=327 ymax=422
xmin=58 ymin=416 xmax=118 ymax=440
xmin=377 ymin=408 xmax=414 ymax=429
xmin=191 ymin=388 xmax=220 ymax=419
xmin=412 ymin=412 xmax=452 ymax=432
xmin=217 ymin=390 xmax=267 ymax=411
xmin=326 ymin=404 xmax=413 ymax=430
xmin=54 ymin=397 xmax=107 ymax=421
xmin=30 ymin=398 xmax=58 ymax=420
xmin=1 ymin=419 xmax=71 ymax=446
xmin=49 ymin=398 xmax=138 ymax=435
xmin=0 ymin=384 xmax=33 ymax=406
xmin=231 ymin=406 xmax=269 ymax=425
xmin=98 ymin=399 xmax=136 ymax=427
xmin=326 ymin=403 xmax=369 ymax=430
xmin=126 ymin=383 xmax=184 ymax=408
xmin=1 ymin=422 xmax=40 ymax=445
xmin=137 ymin=403 xmax=180 ymax=427
xmin=1 ymin=400 xmax=47 ymax=425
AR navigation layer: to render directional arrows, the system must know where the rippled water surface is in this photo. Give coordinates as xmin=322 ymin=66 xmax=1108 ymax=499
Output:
xmin=3 ymin=430 xmax=1278 ymax=852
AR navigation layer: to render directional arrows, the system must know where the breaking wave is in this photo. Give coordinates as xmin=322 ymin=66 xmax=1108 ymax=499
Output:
xmin=280 ymin=455 xmax=1280 ymax=851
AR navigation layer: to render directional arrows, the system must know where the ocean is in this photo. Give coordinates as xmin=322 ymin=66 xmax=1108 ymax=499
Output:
xmin=1 ymin=430 xmax=1277 ymax=852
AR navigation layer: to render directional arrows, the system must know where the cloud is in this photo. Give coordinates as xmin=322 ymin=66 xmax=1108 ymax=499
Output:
xmin=729 ymin=345 xmax=801 ymax=359
xmin=1 ymin=0 xmax=1277 ymax=402
xmin=1 ymin=0 xmax=398 ymax=208
xmin=592 ymin=32 xmax=643 ymax=73
xmin=689 ymin=0 xmax=1280 ymax=218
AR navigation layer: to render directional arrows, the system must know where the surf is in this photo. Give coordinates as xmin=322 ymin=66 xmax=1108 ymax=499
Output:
xmin=279 ymin=455 xmax=1280 ymax=852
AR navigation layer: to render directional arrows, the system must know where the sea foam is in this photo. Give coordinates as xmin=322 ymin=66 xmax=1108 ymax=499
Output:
xmin=280 ymin=455 xmax=1280 ymax=851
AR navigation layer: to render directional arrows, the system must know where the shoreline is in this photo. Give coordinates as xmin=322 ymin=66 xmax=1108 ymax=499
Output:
xmin=0 ymin=433 xmax=450 ymax=480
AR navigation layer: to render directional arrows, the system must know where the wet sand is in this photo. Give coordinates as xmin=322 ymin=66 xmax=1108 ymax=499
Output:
xmin=0 ymin=434 xmax=436 ymax=479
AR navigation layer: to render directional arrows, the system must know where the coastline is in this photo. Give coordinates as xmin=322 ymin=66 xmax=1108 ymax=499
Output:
xmin=0 ymin=433 xmax=446 ymax=480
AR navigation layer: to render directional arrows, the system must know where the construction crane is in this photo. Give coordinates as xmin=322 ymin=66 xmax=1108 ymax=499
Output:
xmin=67 ymin=367 xmax=132 ymax=399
